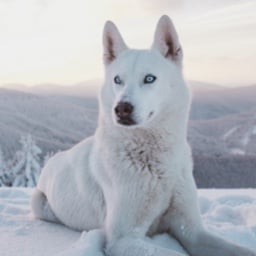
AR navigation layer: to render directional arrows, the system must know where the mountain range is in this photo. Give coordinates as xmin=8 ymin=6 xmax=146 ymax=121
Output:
xmin=0 ymin=81 xmax=255 ymax=160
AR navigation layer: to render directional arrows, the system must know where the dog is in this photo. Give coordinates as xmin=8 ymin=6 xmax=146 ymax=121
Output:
xmin=31 ymin=15 xmax=256 ymax=256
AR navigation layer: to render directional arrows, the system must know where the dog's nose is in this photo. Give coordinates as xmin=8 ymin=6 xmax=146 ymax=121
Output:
xmin=115 ymin=102 xmax=134 ymax=118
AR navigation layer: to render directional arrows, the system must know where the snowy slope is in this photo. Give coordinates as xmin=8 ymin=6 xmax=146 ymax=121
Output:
xmin=0 ymin=88 xmax=98 ymax=158
xmin=0 ymin=188 xmax=256 ymax=256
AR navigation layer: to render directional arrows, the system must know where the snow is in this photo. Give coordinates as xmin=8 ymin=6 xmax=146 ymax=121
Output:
xmin=223 ymin=125 xmax=256 ymax=155
xmin=230 ymin=148 xmax=245 ymax=155
xmin=253 ymin=126 xmax=256 ymax=135
xmin=222 ymin=126 xmax=238 ymax=140
xmin=12 ymin=135 xmax=42 ymax=187
xmin=241 ymin=131 xmax=250 ymax=147
xmin=0 ymin=135 xmax=43 ymax=187
xmin=0 ymin=187 xmax=256 ymax=256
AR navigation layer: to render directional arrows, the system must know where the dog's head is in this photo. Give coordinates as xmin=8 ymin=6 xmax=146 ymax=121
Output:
xmin=100 ymin=15 xmax=189 ymax=129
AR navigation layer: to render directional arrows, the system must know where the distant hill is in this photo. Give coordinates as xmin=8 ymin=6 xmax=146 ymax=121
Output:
xmin=188 ymin=80 xmax=224 ymax=92
xmin=0 ymin=88 xmax=98 ymax=158
xmin=188 ymin=84 xmax=256 ymax=156
xmin=190 ymin=84 xmax=256 ymax=120
xmin=0 ymin=82 xmax=256 ymax=158
xmin=189 ymin=109 xmax=256 ymax=156
xmin=1 ymin=80 xmax=101 ymax=97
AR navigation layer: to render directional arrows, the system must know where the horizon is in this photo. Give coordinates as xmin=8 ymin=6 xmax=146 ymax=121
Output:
xmin=0 ymin=0 xmax=256 ymax=89
xmin=1 ymin=79 xmax=256 ymax=98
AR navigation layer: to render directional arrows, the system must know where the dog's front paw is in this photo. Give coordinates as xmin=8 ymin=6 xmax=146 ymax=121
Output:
xmin=56 ymin=229 xmax=106 ymax=256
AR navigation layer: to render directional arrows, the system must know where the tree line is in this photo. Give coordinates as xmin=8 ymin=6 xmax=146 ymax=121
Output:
xmin=1 ymin=135 xmax=255 ymax=188
xmin=193 ymin=154 xmax=256 ymax=188
xmin=0 ymin=135 xmax=52 ymax=187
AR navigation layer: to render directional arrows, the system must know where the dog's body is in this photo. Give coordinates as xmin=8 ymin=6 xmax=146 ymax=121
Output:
xmin=32 ymin=16 xmax=256 ymax=256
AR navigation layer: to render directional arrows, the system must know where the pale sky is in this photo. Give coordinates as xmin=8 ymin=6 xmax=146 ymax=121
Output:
xmin=0 ymin=0 xmax=256 ymax=88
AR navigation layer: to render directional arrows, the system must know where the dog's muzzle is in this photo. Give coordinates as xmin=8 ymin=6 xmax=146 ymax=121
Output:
xmin=114 ymin=102 xmax=136 ymax=126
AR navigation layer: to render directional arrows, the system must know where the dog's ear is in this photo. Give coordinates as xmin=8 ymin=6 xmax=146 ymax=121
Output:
xmin=152 ymin=15 xmax=183 ymax=65
xmin=103 ymin=21 xmax=127 ymax=65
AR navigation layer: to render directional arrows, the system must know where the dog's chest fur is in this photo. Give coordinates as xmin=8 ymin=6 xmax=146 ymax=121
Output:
xmin=104 ymin=130 xmax=173 ymax=180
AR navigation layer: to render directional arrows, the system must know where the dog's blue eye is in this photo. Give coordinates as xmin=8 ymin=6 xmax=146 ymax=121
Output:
xmin=114 ymin=75 xmax=122 ymax=85
xmin=144 ymin=75 xmax=156 ymax=84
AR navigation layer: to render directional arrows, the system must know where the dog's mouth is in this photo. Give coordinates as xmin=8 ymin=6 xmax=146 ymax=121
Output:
xmin=115 ymin=111 xmax=154 ymax=127
xmin=117 ymin=117 xmax=137 ymax=126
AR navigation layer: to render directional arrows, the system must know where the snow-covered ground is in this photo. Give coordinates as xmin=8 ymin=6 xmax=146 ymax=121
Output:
xmin=0 ymin=187 xmax=256 ymax=256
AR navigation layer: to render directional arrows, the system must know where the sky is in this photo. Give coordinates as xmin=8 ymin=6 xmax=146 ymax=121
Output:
xmin=0 ymin=0 xmax=256 ymax=88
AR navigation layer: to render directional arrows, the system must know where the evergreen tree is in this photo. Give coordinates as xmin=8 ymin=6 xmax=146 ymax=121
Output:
xmin=0 ymin=147 xmax=13 ymax=186
xmin=12 ymin=135 xmax=42 ymax=187
xmin=0 ymin=147 xmax=6 ymax=186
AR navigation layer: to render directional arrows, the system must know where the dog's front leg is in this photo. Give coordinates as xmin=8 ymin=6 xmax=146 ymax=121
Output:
xmin=162 ymin=173 xmax=256 ymax=256
xmin=105 ymin=181 xmax=184 ymax=256
xmin=107 ymin=236 xmax=186 ymax=256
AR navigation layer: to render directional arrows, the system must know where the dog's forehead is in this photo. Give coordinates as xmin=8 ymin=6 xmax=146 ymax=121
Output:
xmin=113 ymin=49 xmax=168 ymax=74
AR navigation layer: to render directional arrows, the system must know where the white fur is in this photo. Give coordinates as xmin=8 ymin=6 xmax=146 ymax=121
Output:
xmin=31 ymin=15 xmax=256 ymax=256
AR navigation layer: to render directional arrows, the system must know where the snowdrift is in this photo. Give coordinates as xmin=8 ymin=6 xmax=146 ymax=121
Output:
xmin=0 ymin=188 xmax=256 ymax=256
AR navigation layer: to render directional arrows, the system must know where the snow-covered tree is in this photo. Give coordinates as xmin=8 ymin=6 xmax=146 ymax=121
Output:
xmin=12 ymin=135 xmax=42 ymax=187
xmin=0 ymin=147 xmax=13 ymax=186
xmin=0 ymin=147 xmax=6 ymax=186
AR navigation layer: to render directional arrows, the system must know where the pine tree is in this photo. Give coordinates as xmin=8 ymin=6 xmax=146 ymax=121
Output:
xmin=0 ymin=147 xmax=13 ymax=186
xmin=0 ymin=147 xmax=5 ymax=186
xmin=12 ymin=135 xmax=42 ymax=187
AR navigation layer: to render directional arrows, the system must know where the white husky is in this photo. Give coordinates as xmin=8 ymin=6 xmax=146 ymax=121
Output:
xmin=31 ymin=16 xmax=256 ymax=256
